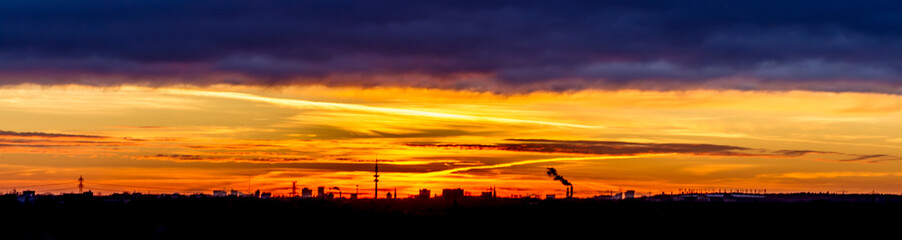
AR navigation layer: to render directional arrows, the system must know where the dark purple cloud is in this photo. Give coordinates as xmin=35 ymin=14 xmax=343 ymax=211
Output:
xmin=3 ymin=1 xmax=902 ymax=92
xmin=0 ymin=130 xmax=106 ymax=138
xmin=0 ymin=130 xmax=141 ymax=149
xmin=406 ymin=139 xmax=757 ymax=156
xmin=837 ymin=154 xmax=902 ymax=163
xmin=406 ymin=139 xmax=902 ymax=163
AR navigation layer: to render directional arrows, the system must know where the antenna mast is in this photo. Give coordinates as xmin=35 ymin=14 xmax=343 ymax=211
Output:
xmin=78 ymin=176 xmax=84 ymax=193
xmin=373 ymin=157 xmax=379 ymax=199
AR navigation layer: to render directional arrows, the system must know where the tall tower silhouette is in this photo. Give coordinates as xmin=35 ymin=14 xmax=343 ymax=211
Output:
xmin=373 ymin=157 xmax=379 ymax=199
xmin=77 ymin=176 xmax=84 ymax=193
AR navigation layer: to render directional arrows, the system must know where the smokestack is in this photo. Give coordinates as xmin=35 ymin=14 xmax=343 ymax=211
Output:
xmin=546 ymin=168 xmax=573 ymax=198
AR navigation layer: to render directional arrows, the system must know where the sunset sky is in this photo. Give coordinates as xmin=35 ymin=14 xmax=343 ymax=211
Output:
xmin=4 ymin=1 xmax=902 ymax=197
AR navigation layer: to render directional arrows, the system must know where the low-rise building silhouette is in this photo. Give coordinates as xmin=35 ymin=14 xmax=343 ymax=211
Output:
xmin=418 ymin=189 xmax=431 ymax=199
xmin=442 ymin=188 xmax=464 ymax=200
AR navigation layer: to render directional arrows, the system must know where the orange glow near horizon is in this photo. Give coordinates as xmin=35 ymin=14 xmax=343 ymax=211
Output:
xmin=4 ymin=84 xmax=902 ymax=197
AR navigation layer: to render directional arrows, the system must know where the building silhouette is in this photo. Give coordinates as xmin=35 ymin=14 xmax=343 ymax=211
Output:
xmin=481 ymin=191 xmax=493 ymax=198
xmin=301 ymin=188 xmax=313 ymax=198
xmin=213 ymin=190 xmax=227 ymax=197
xmin=442 ymin=188 xmax=464 ymax=200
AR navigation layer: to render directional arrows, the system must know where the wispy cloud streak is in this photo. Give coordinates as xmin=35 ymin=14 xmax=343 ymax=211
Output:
xmin=163 ymin=88 xmax=597 ymax=128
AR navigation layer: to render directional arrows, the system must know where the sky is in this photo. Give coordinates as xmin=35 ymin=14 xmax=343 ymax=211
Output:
xmin=3 ymin=1 xmax=902 ymax=197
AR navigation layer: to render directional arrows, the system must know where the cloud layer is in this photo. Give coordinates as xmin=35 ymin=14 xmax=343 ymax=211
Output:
xmin=407 ymin=139 xmax=902 ymax=163
xmin=3 ymin=1 xmax=902 ymax=92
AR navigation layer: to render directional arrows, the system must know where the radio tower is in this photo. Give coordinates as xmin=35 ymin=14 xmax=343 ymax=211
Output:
xmin=290 ymin=181 xmax=298 ymax=197
xmin=373 ymin=157 xmax=379 ymax=199
xmin=77 ymin=176 xmax=84 ymax=193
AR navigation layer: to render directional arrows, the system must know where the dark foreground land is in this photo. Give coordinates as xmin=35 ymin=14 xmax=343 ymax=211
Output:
xmin=4 ymin=194 xmax=902 ymax=239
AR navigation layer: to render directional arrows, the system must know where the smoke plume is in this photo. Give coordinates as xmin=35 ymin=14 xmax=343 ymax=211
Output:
xmin=546 ymin=168 xmax=572 ymax=186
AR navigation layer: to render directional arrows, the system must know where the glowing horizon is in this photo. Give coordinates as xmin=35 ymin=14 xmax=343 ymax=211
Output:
xmin=3 ymin=84 xmax=902 ymax=197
